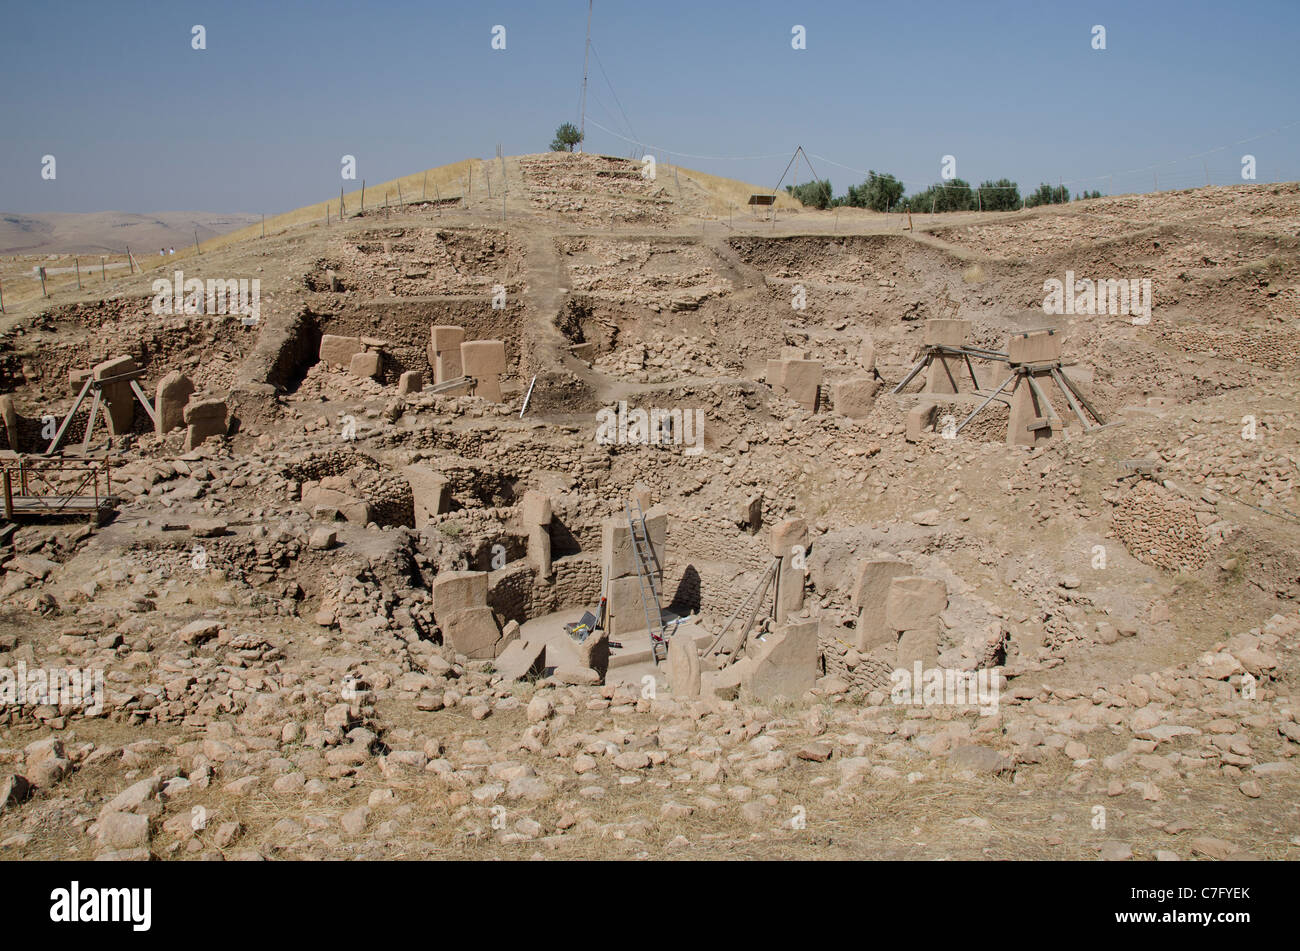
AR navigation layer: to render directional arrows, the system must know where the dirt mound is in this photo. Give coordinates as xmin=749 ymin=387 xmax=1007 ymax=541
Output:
xmin=1 ymin=170 xmax=1298 ymax=862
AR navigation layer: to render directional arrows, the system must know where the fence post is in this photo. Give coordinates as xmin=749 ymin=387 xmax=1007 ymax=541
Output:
xmin=75 ymin=256 xmax=81 ymax=289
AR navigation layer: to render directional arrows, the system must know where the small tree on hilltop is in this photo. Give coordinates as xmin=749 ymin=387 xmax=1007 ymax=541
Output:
xmin=551 ymin=123 xmax=583 ymax=152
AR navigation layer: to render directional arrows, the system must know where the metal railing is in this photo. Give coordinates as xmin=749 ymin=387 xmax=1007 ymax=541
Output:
xmin=1 ymin=455 xmax=115 ymax=519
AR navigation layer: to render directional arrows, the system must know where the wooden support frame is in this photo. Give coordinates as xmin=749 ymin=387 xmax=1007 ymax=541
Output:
xmin=45 ymin=367 xmax=159 ymax=455
xmin=892 ymin=343 xmax=1007 ymax=395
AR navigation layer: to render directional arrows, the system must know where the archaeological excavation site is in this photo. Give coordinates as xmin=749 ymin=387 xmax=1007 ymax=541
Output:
xmin=1 ymin=152 xmax=1298 ymax=864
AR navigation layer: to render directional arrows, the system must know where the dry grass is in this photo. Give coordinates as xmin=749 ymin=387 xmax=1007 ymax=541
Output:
xmin=671 ymin=166 xmax=802 ymax=216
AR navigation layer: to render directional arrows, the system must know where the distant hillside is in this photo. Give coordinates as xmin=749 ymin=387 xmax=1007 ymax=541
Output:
xmin=0 ymin=211 xmax=261 ymax=255
xmin=0 ymin=155 xmax=796 ymax=258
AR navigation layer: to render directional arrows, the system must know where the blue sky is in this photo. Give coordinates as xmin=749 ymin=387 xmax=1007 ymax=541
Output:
xmin=2 ymin=0 xmax=1297 ymax=214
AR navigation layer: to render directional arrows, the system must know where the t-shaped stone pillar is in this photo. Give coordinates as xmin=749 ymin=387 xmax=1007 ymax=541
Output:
xmin=319 ymin=334 xmax=365 ymax=369
xmin=770 ymin=517 xmax=809 ymax=621
xmin=1006 ymin=330 xmax=1064 ymax=446
xmin=885 ymin=575 xmax=947 ymax=671
xmin=767 ymin=358 xmax=822 ymax=411
xmin=850 ymin=556 xmax=912 ymax=652
xmin=182 ymin=398 xmax=228 ymax=450
xmin=923 ymin=319 xmax=970 ymax=395
xmin=0 ymin=395 xmax=19 ymax=452
xmin=154 ymin=371 xmax=195 ymax=436
xmin=93 ymin=355 xmax=138 ymax=436
xmin=432 ymin=569 xmax=502 ymax=659
xmin=461 ymin=339 xmax=507 ymax=402
xmin=428 ymin=325 xmax=465 ymax=383
xmin=520 ymin=490 xmax=553 ymax=579
xmin=403 ymin=465 xmax=451 ymax=526
xmin=600 ymin=508 xmax=666 ymax=637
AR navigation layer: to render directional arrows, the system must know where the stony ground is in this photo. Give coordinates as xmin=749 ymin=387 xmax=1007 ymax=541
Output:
xmin=1 ymin=157 xmax=1298 ymax=860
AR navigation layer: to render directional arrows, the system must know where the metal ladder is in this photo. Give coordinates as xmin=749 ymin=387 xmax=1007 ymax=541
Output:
xmin=625 ymin=500 xmax=669 ymax=663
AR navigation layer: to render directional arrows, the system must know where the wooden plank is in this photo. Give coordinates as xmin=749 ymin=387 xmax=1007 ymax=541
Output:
xmin=81 ymin=389 xmax=103 ymax=452
xmin=1024 ymin=372 xmax=1060 ymax=424
xmin=47 ymin=376 xmax=93 ymax=454
xmin=9 ymin=496 xmax=102 ymax=510
xmin=1058 ymin=368 xmax=1105 ymax=425
xmin=129 ymin=380 xmax=159 ymax=427
xmin=1050 ymin=367 xmax=1095 ymax=431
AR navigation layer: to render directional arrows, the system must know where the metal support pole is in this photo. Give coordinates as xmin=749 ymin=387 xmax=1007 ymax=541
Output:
xmin=890 ymin=354 xmax=932 ymax=395
xmin=954 ymin=372 xmax=1016 ymax=435
xmin=1057 ymin=367 xmax=1105 ymax=425
xmin=81 ymin=388 xmax=103 ymax=453
xmin=519 ymin=375 xmax=537 ymax=418
xmin=1025 ymin=371 xmax=1060 ymax=423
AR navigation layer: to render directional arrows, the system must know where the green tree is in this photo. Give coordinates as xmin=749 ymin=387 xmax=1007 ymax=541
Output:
xmin=904 ymin=179 xmax=974 ymax=213
xmin=846 ymin=170 xmax=905 ymax=211
xmin=1024 ymin=183 xmax=1070 ymax=207
xmin=550 ymin=122 xmax=583 ymax=152
xmin=786 ymin=178 xmax=833 ymax=209
xmin=976 ymin=178 xmax=1021 ymax=211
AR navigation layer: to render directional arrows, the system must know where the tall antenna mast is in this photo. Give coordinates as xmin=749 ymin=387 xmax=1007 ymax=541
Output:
xmin=578 ymin=0 xmax=592 ymax=153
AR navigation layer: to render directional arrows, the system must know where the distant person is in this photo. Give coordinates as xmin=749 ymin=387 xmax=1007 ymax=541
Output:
xmin=169 ymin=247 xmax=175 ymax=255
xmin=160 ymin=249 xmax=165 ymax=256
